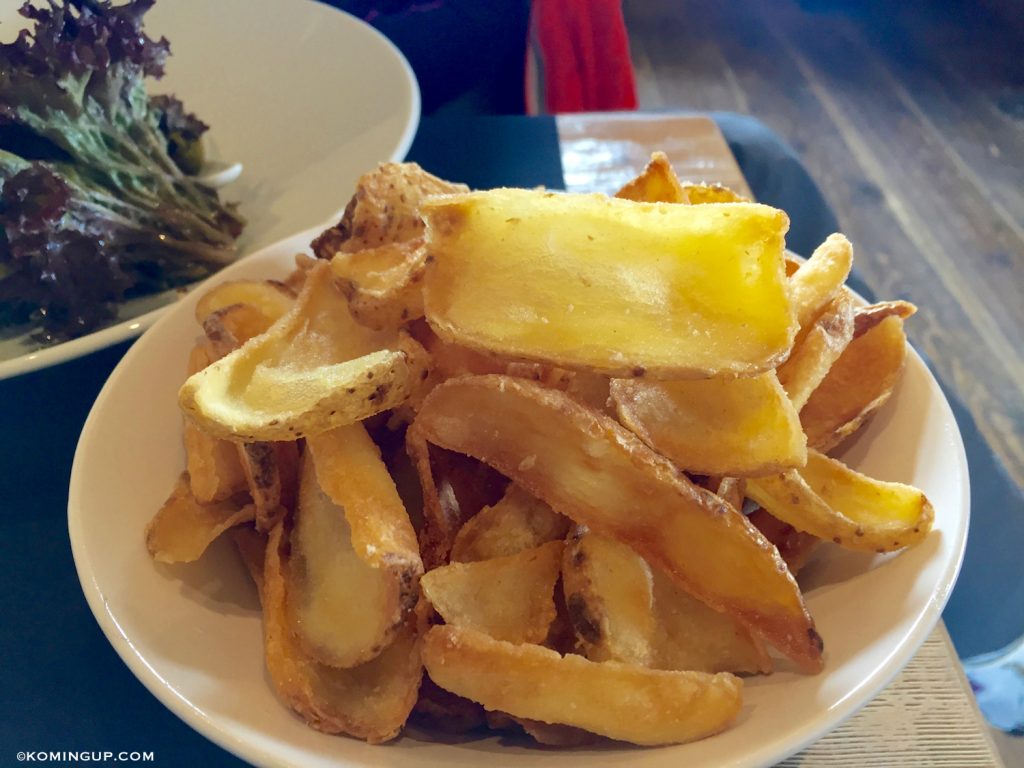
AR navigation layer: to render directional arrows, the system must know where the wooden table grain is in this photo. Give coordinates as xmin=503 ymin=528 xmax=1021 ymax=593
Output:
xmin=556 ymin=112 xmax=1003 ymax=766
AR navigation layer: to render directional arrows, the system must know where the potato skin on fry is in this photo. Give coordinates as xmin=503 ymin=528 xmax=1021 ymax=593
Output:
xmin=422 ymin=625 xmax=742 ymax=746
xmin=410 ymin=375 xmax=823 ymax=672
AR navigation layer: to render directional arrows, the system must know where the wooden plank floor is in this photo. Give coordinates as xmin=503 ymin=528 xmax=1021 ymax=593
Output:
xmin=624 ymin=0 xmax=1024 ymax=490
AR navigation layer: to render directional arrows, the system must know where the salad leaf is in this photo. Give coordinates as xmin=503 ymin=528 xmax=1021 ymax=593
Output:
xmin=0 ymin=0 xmax=244 ymax=342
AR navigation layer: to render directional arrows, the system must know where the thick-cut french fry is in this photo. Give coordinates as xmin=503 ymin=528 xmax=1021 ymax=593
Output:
xmin=183 ymin=422 xmax=247 ymax=503
xmin=801 ymin=315 xmax=908 ymax=451
xmin=422 ymin=189 xmax=796 ymax=379
xmin=749 ymin=508 xmax=821 ymax=575
xmin=650 ymin=569 xmax=772 ymax=675
xmin=611 ymin=372 xmax=807 ymax=477
xmin=680 ymin=183 xmax=748 ymax=204
xmin=616 ymin=152 xmax=689 ymax=204
xmin=179 ymin=262 xmax=426 ymax=442
xmin=263 ymin=523 xmax=422 ymax=743
xmin=231 ymin=525 xmax=267 ymax=595
xmin=407 ymin=436 xmax=510 ymax=569
xmin=421 ymin=541 xmax=563 ymax=644
xmin=331 ymin=239 xmax=428 ymax=330
xmin=562 ymin=526 xmax=655 ymax=666
xmin=411 ymin=375 xmax=823 ymax=671
xmin=776 ymin=291 xmax=855 ymax=411
xmin=237 ymin=440 xmax=299 ymax=533
xmin=183 ymin=345 xmax=248 ymax=503
xmin=789 ymin=234 xmax=853 ymax=329
xmin=286 ymin=449 xmax=416 ymax=668
xmin=145 ymin=473 xmax=254 ymax=563
xmin=311 ymin=162 xmax=469 ymax=257
xmin=450 ymin=484 xmax=570 ymax=563
xmin=422 ymin=625 xmax=742 ymax=746
xmin=306 ymin=424 xmax=422 ymax=575
xmin=853 ymin=299 xmax=917 ymax=338
xmin=746 ymin=448 xmax=934 ymax=552
xmin=203 ymin=303 xmax=280 ymax=359
xmin=194 ymin=279 xmax=295 ymax=326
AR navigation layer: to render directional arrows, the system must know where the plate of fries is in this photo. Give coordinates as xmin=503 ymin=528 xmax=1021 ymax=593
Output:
xmin=69 ymin=157 xmax=968 ymax=767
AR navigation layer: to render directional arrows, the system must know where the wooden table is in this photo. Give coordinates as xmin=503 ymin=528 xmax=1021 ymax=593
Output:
xmin=556 ymin=112 xmax=1003 ymax=767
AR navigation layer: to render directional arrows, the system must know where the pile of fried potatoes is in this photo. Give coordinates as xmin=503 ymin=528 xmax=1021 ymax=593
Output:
xmin=146 ymin=156 xmax=932 ymax=747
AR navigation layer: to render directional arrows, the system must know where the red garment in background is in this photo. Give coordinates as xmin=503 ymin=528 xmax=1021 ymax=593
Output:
xmin=528 ymin=0 xmax=638 ymax=113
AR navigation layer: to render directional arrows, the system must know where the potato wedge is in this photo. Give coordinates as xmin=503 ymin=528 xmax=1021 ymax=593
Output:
xmin=746 ymin=448 xmax=934 ymax=552
xmin=183 ymin=422 xmax=247 ymax=503
xmin=776 ymin=290 xmax=855 ymax=411
xmin=854 ymin=299 xmax=917 ymax=337
xmin=145 ymin=473 xmax=254 ymax=563
xmin=195 ymin=279 xmax=295 ymax=326
xmin=331 ymin=239 xmax=428 ymax=330
xmin=710 ymin=476 xmax=746 ymax=514
xmin=651 ymin=569 xmax=772 ymax=675
xmin=615 ymin=151 xmax=688 ymax=204
xmin=203 ymin=303 xmax=281 ymax=359
xmin=231 ymin=525 xmax=267 ymax=595
xmin=788 ymin=234 xmax=853 ymax=329
xmin=237 ymin=440 xmax=299 ymax=533
xmin=311 ymin=162 xmax=469 ymax=256
xmin=749 ymin=508 xmax=821 ymax=575
xmin=611 ymin=372 xmax=807 ymax=477
xmin=422 ymin=625 xmax=742 ymax=746
xmin=411 ymin=376 xmax=822 ymax=671
xmin=421 ymin=540 xmax=563 ymax=644
xmin=264 ymin=523 xmax=422 ymax=743
xmin=179 ymin=261 xmax=426 ymax=442
xmin=450 ymin=484 xmax=570 ymax=563
xmin=286 ymin=449 xmax=415 ymax=668
xmin=562 ymin=527 xmax=655 ymax=666
xmin=306 ymin=423 xmax=422 ymax=575
xmin=422 ymin=189 xmax=795 ymax=379
xmin=407 ymin=436 xmax=510 ymax=569
xmin=680 ymin=183 xmax=749 ymax=204
xmin=801 ymin=315 xmax=908 ymax=451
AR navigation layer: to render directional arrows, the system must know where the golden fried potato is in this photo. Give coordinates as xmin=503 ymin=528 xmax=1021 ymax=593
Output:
xmin=237 ymin=440 xmax=299 ymax=533
xmin=331 ymin=239 xmax=428 ymax=330
xmin=422 ymin=189 xmax=796 ymax=379
xmin=853 ymin=299 xmax=917 ymax=337
xmin=680 ymin=183 xmax=749 ymax=204
xmin=194 ymin=279 xmax=295 ymax=326
xmin=789 ymin=234 xmax=853 ymax=329
xmin=650 ymin=569 xmax=772 ymax=675
xmin=562 ymin=526 xmax=655 ymax=665
xmin=145 ymin=473 xmax=253 ymax=564
xmin=615 ymin=151 xmax=689 ymax=204
xmin=450 ymin=484 xmax=570 ymax=563
xmin=776 ymin=290 xmax=855 ymax=411
xmin=311 ymin=162 xmax=469 ymax=257
xmin=411 ymin=375 xmax=823 ymax=672
xmin=748 ymin=508 xmax=821 ymax=575
xmin=710 ymin=476 xmax=746 ymax=513
xmin=286 ymin=448 xmax=417 ymax=668
xmin=263 ymin=523 xmax=422 ymax=743
xmin=801 ymin=315 xmax=908 ymax=451
xmin=422 ymin=540 xmax=563 ymax=644
xmin=179 ymin=262 xmax=427 ymax=442
xmin=746 ymin=448 xmax=934 ymax=552
xmin=183 ymin=422 xmax=247 ymax=503
xmin=422 ymin=625 xmax=742 ymax=746
xmin=611 ymin=373 xmax=806 ymax=477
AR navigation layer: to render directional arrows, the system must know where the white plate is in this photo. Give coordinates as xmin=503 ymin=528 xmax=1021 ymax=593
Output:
xmin=70 ymin=231 xmax=966 ymax=768
xmin=0 ymin=0 xmax=419 ymax=379
xmin=70 ymin=233 xmax=969 ymax=768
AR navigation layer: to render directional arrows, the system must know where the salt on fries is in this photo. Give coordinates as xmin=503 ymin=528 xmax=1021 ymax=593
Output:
xmin=147 ymin=159 xmax=933 ymax=746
